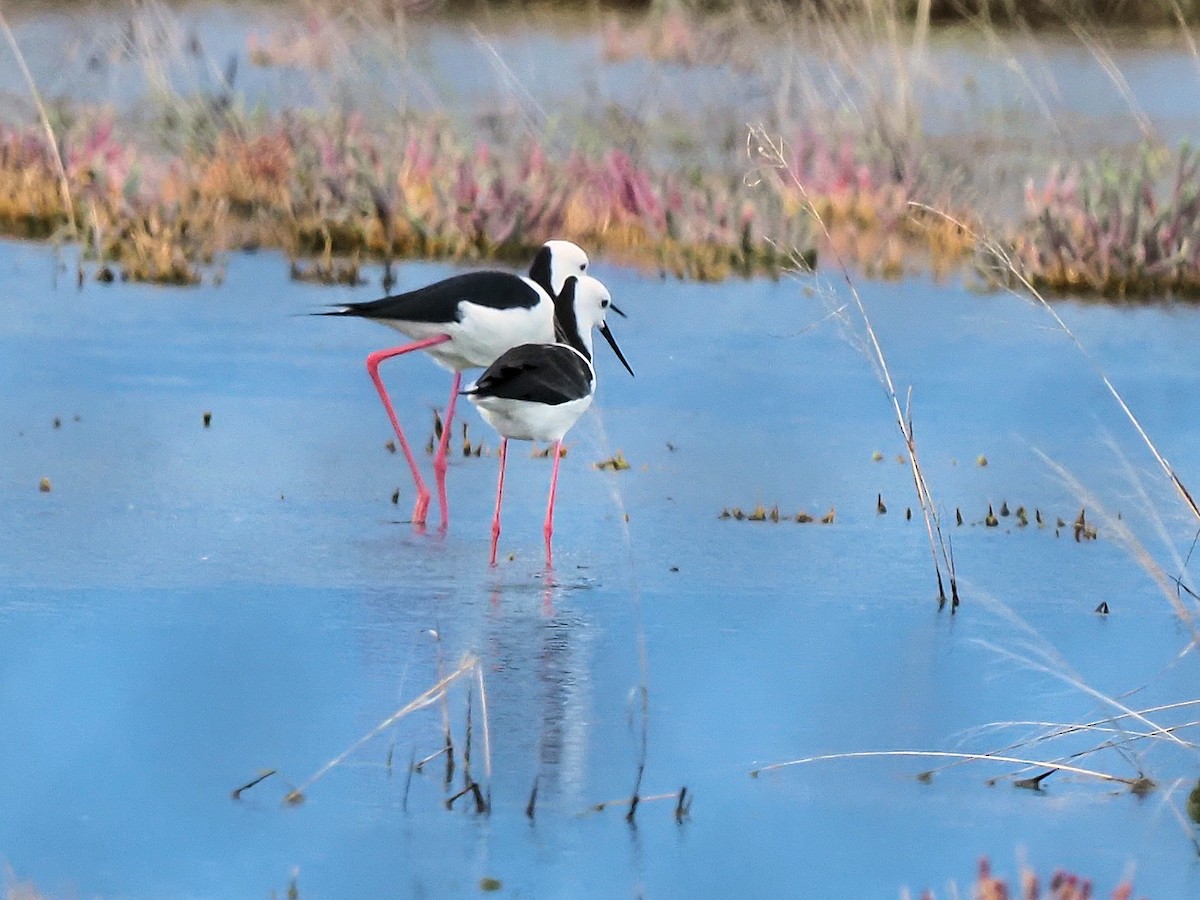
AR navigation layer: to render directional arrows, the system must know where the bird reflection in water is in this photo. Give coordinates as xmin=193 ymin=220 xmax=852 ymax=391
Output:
xmin=483 ymin=571 xmax=594 ymax=814
xmin=349 ymin=569 xmax=595 ymax=817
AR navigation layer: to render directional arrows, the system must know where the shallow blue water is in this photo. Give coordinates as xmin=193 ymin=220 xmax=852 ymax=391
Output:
xmin=3 ymin=241 xmax=1200 ymax=897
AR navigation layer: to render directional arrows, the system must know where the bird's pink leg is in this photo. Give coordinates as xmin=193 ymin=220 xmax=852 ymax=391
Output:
xmin=489 ymin=439 xmax=508 ymax=567
xmin=365 ymin=334 xmax=451 ymax=526
xmin=543 ymin=440 xmax=563 ymax=568
xmin=432 ymin=371 xmax=461 ymax=531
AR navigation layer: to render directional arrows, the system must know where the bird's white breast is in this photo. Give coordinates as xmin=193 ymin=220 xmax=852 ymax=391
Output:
xmin=470 ymin=395 xmax=594 ymax=443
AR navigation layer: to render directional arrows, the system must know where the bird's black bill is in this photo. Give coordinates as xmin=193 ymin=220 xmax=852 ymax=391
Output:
xmin=599 ymin=322 xmax=635 ymax=377
xmin=609 ymin=303 xmax=627 ymax=318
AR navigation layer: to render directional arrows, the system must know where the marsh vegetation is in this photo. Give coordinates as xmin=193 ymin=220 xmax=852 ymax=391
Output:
xmin=4 ymin=0 xmax=1200 ymax=293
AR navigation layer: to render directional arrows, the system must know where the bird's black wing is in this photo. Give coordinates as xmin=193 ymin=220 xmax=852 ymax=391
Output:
xmin=318 ymin=271 xmax=540 ymax=323
xmin=468 ymin=344 xmax=592 ymax=406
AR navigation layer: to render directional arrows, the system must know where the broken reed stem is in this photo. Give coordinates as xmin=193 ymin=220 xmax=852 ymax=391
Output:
xmin=454 ymin=676 xmax=489 ymax=814
xmin=285 ymin=654 xmax=477 ymax=804
xmin=911 ymin=201 xmax=1200 ymax=527
xmin=445 ymin=780 xmax=487 ymax=813
xmin=674 ymin=785 xmax=691 ymax=823
xmin=525 ymin=776 xmax=539 ymax=820
xmin=0 ymin=10 xmax=77 ymax=238
xmin=413 ymin=745 xmax=450 ymax=771
xmin=402 ymin=746 xmax=416 ymax=812
xmin=430 ymin=629 xmax=457 ymax=787
xmin=750 ymin=750 xmax=1136 ymax=786
xmin=463 ymin=681 xmax=473 ymax=780
xmin=627 ymin=685 xmax=650 ymax=823
xmin=231 ymin=769 xmax=277 ymax=800
xmin=626 ymin=789 xmax=640 ymax=823
xmin=750 ymin=125 xmax=955 ymax=606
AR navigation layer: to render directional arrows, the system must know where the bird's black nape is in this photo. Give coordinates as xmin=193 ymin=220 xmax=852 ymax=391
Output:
xmin=528 ymin=245 xmax=554 ymax=293
xmin=552 ymin=276 xmax=587 ymax=358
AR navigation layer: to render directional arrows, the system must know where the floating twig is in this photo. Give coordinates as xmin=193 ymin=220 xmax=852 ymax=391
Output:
xmin=231 ymin=769 xmax=276 ymax=800
xmin=587 ymin=789 xmax=690 ymax=815
xmin=413 ymin=745 xmax=449 ymax=773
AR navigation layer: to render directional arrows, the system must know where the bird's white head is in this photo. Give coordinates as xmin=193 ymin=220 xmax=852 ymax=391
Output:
xmin=529 ymin=240 xmax=589 ymax=297
xmin=555 ymin=274 xmax=634 ymax=377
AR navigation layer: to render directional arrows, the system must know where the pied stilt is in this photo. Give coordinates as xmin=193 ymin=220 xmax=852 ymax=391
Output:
xmin=465 ymin=274 xmax=633 ymax=567
xmin=319 ymin=240 xmax=589 ymax=528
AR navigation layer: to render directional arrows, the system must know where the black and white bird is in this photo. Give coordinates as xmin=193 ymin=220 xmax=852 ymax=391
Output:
xmin=319 ymin=240 xmax=590 ymax=529
xmin=464 ymin=273 xmax=633 ymax=567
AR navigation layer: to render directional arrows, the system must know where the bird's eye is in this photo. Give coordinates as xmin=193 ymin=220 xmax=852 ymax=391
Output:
xmin=601 ymin=299 xmax=610 ymax=308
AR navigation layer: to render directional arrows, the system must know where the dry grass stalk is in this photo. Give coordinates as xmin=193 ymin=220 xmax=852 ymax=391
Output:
xmin=750 ymin=749 xmax=1137 ymax=787
xmin=1104 ymin=433 xmax=1196 ymax=583
xmin=926 ymin=700 xmax=1200 ymax=781
xmin=0 ymin=10 xmax=76 ymax=239
xmin=975 ymin=638 xmax=1196 ymax=756
xmin=284 ymin=653 xmax=477 ymax=805
xmin=973 ymin=719 xmax=1198 ymax=790
xmin=1173 ymin=0 xmax=1200 ymax=80
xmin=1068 ymin=23 xmax=1155 ymax=141
xmin=751 ymin=124 xmax=958 ymax=608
